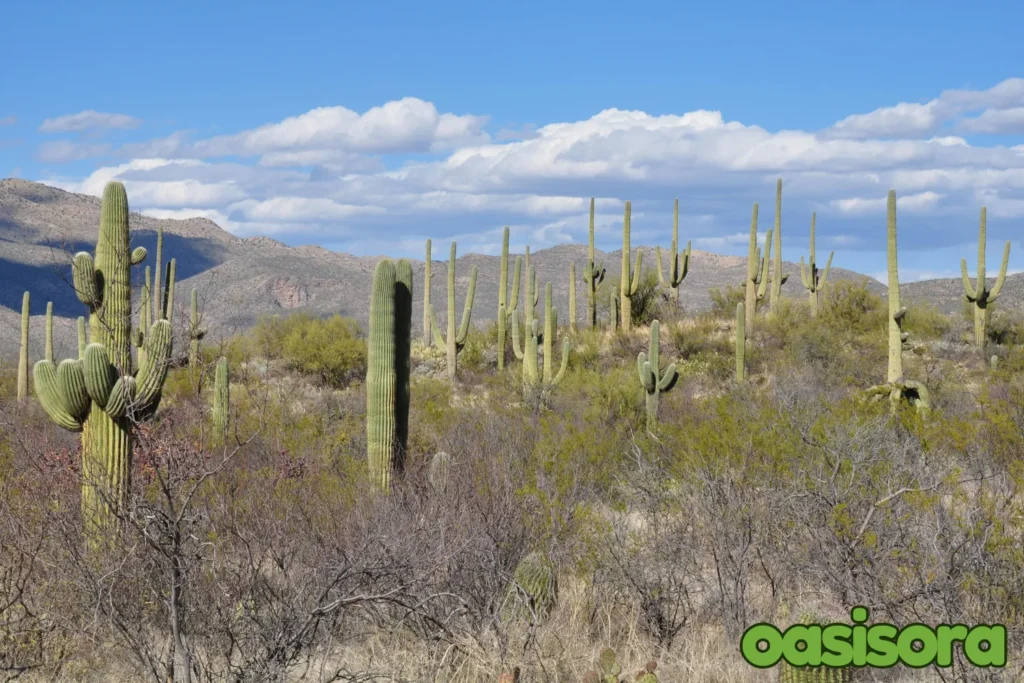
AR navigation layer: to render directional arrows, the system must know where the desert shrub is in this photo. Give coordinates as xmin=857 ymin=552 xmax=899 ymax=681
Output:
xmin=903 ymin=301 xmax=951 ymax=340
xmin=988 ymin=308 xmax=1024 ymax=346
xmin=708 ymin=284 xmax=746 ymax=317
xmin=818 ymin=278 xmax=886 ymax=342
xmin=628 ymin=269 xmax=665 ymax=327
xmin=254 ymin=313 xmax=368 ymax=388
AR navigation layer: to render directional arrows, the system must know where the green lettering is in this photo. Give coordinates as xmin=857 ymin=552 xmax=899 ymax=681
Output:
xmin=741 ymin=623 xmax=784 ymax=668
xmin=935 ymin=624 xmax=968 ymax=667
xmin=864 ymin=623 xmax=899 ymax=667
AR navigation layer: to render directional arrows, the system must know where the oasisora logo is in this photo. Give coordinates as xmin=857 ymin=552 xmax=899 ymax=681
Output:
xmin=741 ymin=607 xmax=1006 ymax=669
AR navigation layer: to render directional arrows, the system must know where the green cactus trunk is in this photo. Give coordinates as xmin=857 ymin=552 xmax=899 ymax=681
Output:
xmin=394 ymin=260 xmax=413 ymax=462
xmin=212 ymin=356 xmax=229 ymax=447
xmin=584 ymin=198 xmax=605 ymax=328
xmin=609 ymin=285 xmax=618 ymax=330
xmin=778 ymin=661 xmax=852 ymax=682
xmin=744 ymin=203 xmax=771 ymax=334
xmin=45 ymin=301 xmax=53 ymax=362
xmin=657 ymin=199 xmax=690 ymax=301
xmin=619 ymin=201 xmax=642 ymax=330
xmin=188 ymin=288 xmax=206 ymax=368
xmin=77 ymin=316 xmax=86 ymax=360
xmin=497 ymin=228 xmax=521 ymax=371
xmin=423 ymin=239 xmax=432 ymax=345
xmin=541 ymin=283 xmax=569 ymax=385
xmin=428 ymin=242 xmax=477 ymax=382
xmin=736 ymin=303 xmax=745 ymax=382
xmin=769 ymin=178 xmax=785 ymax=315
xmin=569 ymin=262 xmax=577 ymax=333
xmin=887 ymin=191 xmax=902 ymax=384
xmin=506 ymin=552 xmax=558 ymax=623
xmin=961 ymin=206 xmax=1011 ymax=351
xmin=17 ymin=291 xmax=29 ymax=402
xmin=637 ymin=320 xmax=677 ymax=429
xmin=800 ymin=213 xmax=834 ymax=317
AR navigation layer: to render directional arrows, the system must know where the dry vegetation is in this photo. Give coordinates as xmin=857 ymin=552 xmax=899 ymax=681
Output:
xmin=2 ymin=280 xmax=1024 ymax=683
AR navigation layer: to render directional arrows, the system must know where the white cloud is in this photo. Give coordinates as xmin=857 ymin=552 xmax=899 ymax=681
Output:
xmin=39 ymin=110 xmax=142 ymax=133
xmin=830 ymin=191 xmax=944 ymax=215
xmin=36 ymin=140 xmax=111 ymax=163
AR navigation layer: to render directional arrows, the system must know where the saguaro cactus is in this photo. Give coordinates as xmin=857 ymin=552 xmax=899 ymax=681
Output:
xmin=17 ymin=291 xmax=29 ymax=402
xmin=800 ymin=212 xmax=833 ymax=316
xmin=608 ymin=285 xmax=618 ymax=330
xmin=569 ymin=262 xmax=577 ymax=333
xmin=637 ymin=320 xmax=677 ymax=428
xmin=505 ymin=552 xmax=558 ymax=623
xmin=366 ymin=258 xmax=413 ymax=492
xmin=513 ymin=279 xmax=570 ymax=388
xmin=584 ymin=198 xmax=606 ymax=328
xmin=744 ymin=203 xmax=773 ymax=332
xmin=45 ymin=301 xmax=53 ymax=362
xmin=736 ymin=303 xmax=745 ymax=382
xmin=961 ymin=206 xmax=1011 ymax=350
xmin=423 ymin=239 xmax=433 ymax=344
xmin=188 ymin=288 xmax=206 ymax=368
xmin=620 ymin=201 xmax=643 ymax=331
xmin=657 ymin=198 xmax=691 ymax=300
xmin=865 ymin=191 xmax=930 ymax=415
xmin=77 ymin=316 xmax=86 ymax=359
xmin=33 ymin=181 xmax=173 ymax=532
xmin=212 ymin=356 xmax=229 ymax=447
xmin=429 ymin=242 xmax=477 ymax=382
xmin=768 ymin=178 xmax=789 ymax=315
xmin=779 ymin=662 xmax=852 ymax=683
xmin=497 ymin=227 xmax=521 ymax=370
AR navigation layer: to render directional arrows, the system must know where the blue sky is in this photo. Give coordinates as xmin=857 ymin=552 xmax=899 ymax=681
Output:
xmin=1 ymin=0 xmax=1023 ymax=281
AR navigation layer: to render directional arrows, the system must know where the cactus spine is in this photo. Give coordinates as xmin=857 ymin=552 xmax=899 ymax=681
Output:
xmin=212 ymin=356 xmax=229 ymax=447
xmin=429 ymin=243 xmax=477 ymax=382
xmin=961 ymin=206 xmax=1011 ymax=350
xmin=619 ymin=201 xmax=642 ymax=331
xmin=657 ymin=198 xmax=691 ymax=300
xmin=584 ymin=197 xmax=606 ymax=327
xmin=769 ymin=178 xmax=788 ymax=315
xmin=497 ymin=227 xmax=521 ymax=370
xmin=800 ymin=212 xmax=833 ymax=316
xmin=366 ymin=259 xmax=413 ymax=492
xmin=736 ymin=303 xmax=745 ymax=382
xmin=17 ymin=292 xmax=29 ymax=401
xmin=506 ymin=552 xmax=558 ymax=623
xmin=637 ymin=320 xmax=677 ymax=428
xmin=569 ymin=261 xmax=577 ymax=333
xmin=744 ymin=203 xmax=772 ymax=332
xmin=188 ymin=288 xmax=206 ymax=368
xmin=34 ymin=181 xmax=173 ymax=532
xmin=423 ymin=239 xmax=432 ymax=344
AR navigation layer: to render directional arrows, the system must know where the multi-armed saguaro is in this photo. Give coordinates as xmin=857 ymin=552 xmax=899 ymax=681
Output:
xmin=583 ymin=198 xmax=606 ymax=328
xmin=17 ymin=291 xmax=29 ymax=402
xmin=33 ymin=181 xmax=174 ymax=532
xmin=366 ymin=258 xmax=413 ymax=492
xmin=429 ymin=242 xmax=477 ymax=382
xmin=744 ymin=203 xmax=773 ymax=333
xmin=961 ymin=206 xmax=1011 ymax=350
xmin=657 ymin=199 xmax=691 ymax=300
xmin=799 ymin=212 xmax=833 ymax=316
xmin=619 ymin=201 xmax=643 ymax=331
xmin=188 ymin=288 xmax=206 ymax=368
xmin=423 ymin=239 xmax=433 ymax=344
xmin=497 ymin=227 xmax=521 ymax=370
xmin=513 ymin=275 xmax=570 ymax=388
xmin=768 ymin=178 xmax=789 ymax=316
xmin=637 ymin=320 xmax=677 ymax=428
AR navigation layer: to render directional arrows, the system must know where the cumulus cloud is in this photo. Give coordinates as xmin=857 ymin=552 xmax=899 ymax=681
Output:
xmin=39 ymin=110 xmax=142 ymax=133
xmin=36 ymin=140 xmax=112 ymax=163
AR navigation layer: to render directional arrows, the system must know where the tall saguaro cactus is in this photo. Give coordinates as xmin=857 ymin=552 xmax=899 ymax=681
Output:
xmin=429 ymin=242 xmax=477 ymax=382
xmin=45 ymin=302 xmax=54 ymax=362
xmin=657 ymin=199 xmax=691 ymax=300
xmin=513 ymin=277 xmax=570 ymax=388
xmin=800 ymin=212 xmax=833 ymax=316
xmin=366 ymin=258 xmax=413 ymax=492
xmin=744 ymin=203 xmax=773 ymax=333
xmin=620 ymin=201 xmax=643 ymax=331
xmin=864 ymin=191 xmax=930 ymax=415
xmin=768 ymin=178 xmax=789 ymax=315
xmin=497 ymin=227 xmax=521 ymax=370
xmin=188 ymin=288 xmax=206 ymax=368
xmin=637 ymin=320 xmax=677 ymax=428
xmin=568 ymin=262 xmax=577 ymax=333
xmin=17 ymin=291 xmax=29 ymax=402
xmin=961 ymin=206 xmax=1011 ymax=350
xmin=212 ymin=356 xmax=230 ymax=447
xmin=423 ymin=239 xmax=433 ymax=345
xmin=33 ymin=181 xmax=173 ymax=533
xmin=735 ymin=303 xmax=745 ymax=382
xmin=584 ymin=197 xmax=606 ymax=328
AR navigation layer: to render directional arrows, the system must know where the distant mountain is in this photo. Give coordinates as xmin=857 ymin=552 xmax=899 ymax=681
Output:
xmin=2 ymin=177 xmax=1016 ymax=360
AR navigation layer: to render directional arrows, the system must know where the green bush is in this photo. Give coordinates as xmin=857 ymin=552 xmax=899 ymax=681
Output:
xmin=903 ymin=302 xmax=951 ymax=340
xmin=819 ymin=279 xmax=886 ymax=338
xmin=253 ymin=313 xmax=367 ymax=388
xmin=709 ymin=284 xmax=746 ymax=317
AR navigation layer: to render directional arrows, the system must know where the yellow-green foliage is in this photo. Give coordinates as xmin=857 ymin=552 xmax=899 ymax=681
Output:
xmin=709 ymin=284 xmax=746 ymax=317
xmin=253 ymin=313 xmax=366 ymax=388
xmin=902 ymin=302 xmax=951 ymax=340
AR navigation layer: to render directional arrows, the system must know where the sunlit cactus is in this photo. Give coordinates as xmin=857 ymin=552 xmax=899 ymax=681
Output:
xmin=497 ymin=227 xmax=521 ymax=370
xmin=505 ymin=552 xmax=558 ymax=623
xmin=961 ymin=206 xmax=1011 ymax=350
xmin=799 ymin=212 xmax=833 ymax=316
xmin=584 ymin=198 xmax=606 ymax=328
xmin=768 ymin=178 xmax=789 ymax=315
xmin=736 ymin=303 xmax=746 ymax=382
xmin=17 ymin=291 xmax=29 ymax=402
xmin=212 ymin=356 xmax=229 ymax=447
xmin=637 ymin=320 xmax=677 ymax=428
xmin=423 ymin=238 xmax=433 ymax=344
xmin=744 ymin=202 xmax=773 ymax=333
xmin=569 ymin=261 xmax=577 ymax=333
xmin=657 ymin=198 xmax=690 ymax=300
xmin=620 ymin=201 xmax=643 ymax=330
xmin=188 ymin=288 xmax=207 ymax=368
xmin=429 ymin=242 xmax=477 ymax=382
xmin=44 ymin=301 xmax=53 ymax=362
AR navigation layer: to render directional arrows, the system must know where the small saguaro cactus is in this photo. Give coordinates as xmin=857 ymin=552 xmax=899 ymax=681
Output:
xmin=17 ymin=291 xmax=29 ymax=401
xmin=188 ymin=288 xmax=206 ymax=368
xmin=608 ymin=285 xmax=618 ymax=330
xmin=45 ymin=301 xmax=53 ymax=362
xmin=584 ymin=197 xmax=606 ymax=328
xmin=744 ymin=203 xmax=773 ymax=333
xmin=429 ymin=242 xmax=478 ymax=382
xmin=212 ymin=356 xmax=230 ymax=447
xmin=497 ymin=227 xmax=522 ymax=371
xmin=736 ymin=302 xmax=746 ymax=382
xmin=513 ymin=278 xmax=570 ymax=388
xmin=799 ymin=212 xmax=833 ymax=316
xmin=961 ymin=206 xmax=1011 ymax=351
xmin=620 ymin=201 xmax=643 ymax=331
xmin=768 ymin=178 xmax=788 ymax=315
xmin=33 ymin=181 xmax=174 ymax=533
xmin=657 ymin=198 xmax=691 ymax=300
xmin=864 ymin=191 xmax=930 ymax=416
xmin=637 ymin=320 xmax=677 ymax=428
xmin=569 ymin=261 xmax=577 ymax=333
xmin=366 ymin=258 xmax=414 ymax=492
xmin=423 ymin=238 xmax=433 ymax=344
xmin=505 ymin=552 xmax=558 ymax=623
